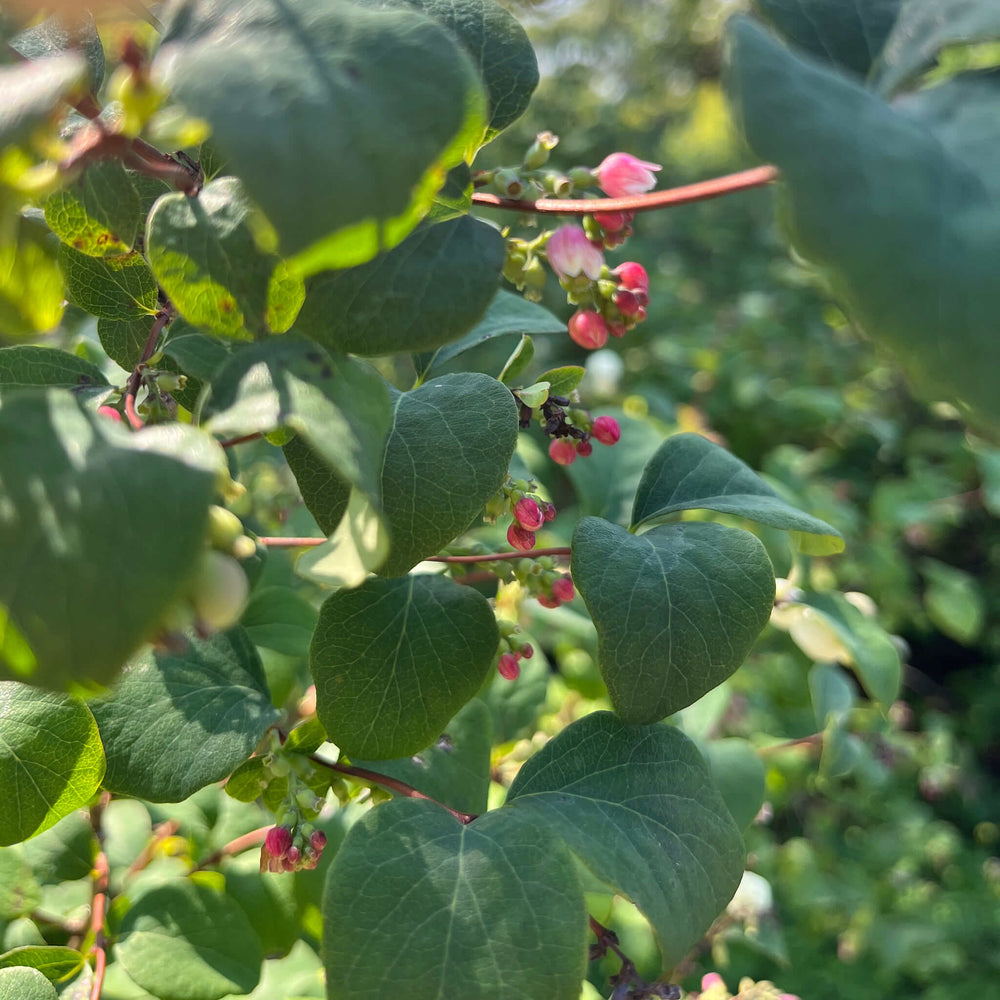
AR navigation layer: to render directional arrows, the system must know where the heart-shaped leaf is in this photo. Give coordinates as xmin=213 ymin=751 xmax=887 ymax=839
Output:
xmin=0 ymin=967 xmax=57 ymax=1000
xmin=0 ymin=391 xmax=218 ymax=689
xmin=59 ymin=245 xmax=158 ymax=323
xmin=507 ymin=712 xmax=744 ymax=970
xmin=0 ymin=683 xmax=105 ymax=846
xmin=572 ymin=517 xmax=775 ymax=723
xmin=311 ymin=575 xmax=498 ymax=759
xmin=156 ymin=0 xmax=487 ymax=275
xmin=116 ymin=879 xmax=263 ymax=1000
xmin=631 ymin=432 xmax=843 ymax=554
xmin=322 ymin=800 xmax=586 ymax=1000
xmin=147 ymin=177 xmax=304 ymax=338
xmin=294 ymin=216 xmax=504 ymax=356
xmin=379 ymin=373 xmax=518 ymax=577
xmin=90 ymin=628 xmax=278 ymax=802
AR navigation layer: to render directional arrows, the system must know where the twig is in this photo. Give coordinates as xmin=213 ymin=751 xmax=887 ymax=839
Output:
xmin=311 ymin=754 xmax=477 ymax=825
xmin=88 ymin=793 xmax=111 ymax=1000
xmin=255 ymin=536 xmax=328 ymax=548
xmin=221 ymin=432 xmax=264 ymax=449
xmin=123 ymin=310 xmax=172 ymax=430
xmin=589 ymin=915 xmax=680 ymax=999
xmin=471 ymin=165 xmax=778 ymax=216
xmin=189 ymin=826 xmax=271 ymax=873
xmin=757 ymin=733 xmax=823 ymax=757
xmin=428 ymin=547 xmax=571 ymax=564
xmin=125 ymin=820 xmax=181 ymax=877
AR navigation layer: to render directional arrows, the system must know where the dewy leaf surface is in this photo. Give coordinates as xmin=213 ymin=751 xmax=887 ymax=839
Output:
xmin=572 ymin=518 xmax=774 ymax=723
xmin=147 ymin=176 xmax=304 ymax=338
xmin=155 ymin=0 xmax=487 ymax=275
xmin=293 ymin=216 xmax=504 ymax=356
xmin=727 ymin=17 xmax=1000 ymax=433
xmin=0 ymin=683 xmax=106 ymax=847
xmin=90 ymin=628 xmax=278 ymax=802
xmin=117 ymin=879 xmax=263 ymax=1000
xmin=630 ymin=432 xmax=843 ymax=554
xmin=379 ymin=373 xmax=519 ymax=576
xmin=322 ymin=799 xmax=586 ymax=1000
xmin=506 ymin=711 xmax=745 ymax=970
xmin=0 ymin=392 xmax=217 ymax=689
xmin=311 ymin=575 xmax=499 ymax=759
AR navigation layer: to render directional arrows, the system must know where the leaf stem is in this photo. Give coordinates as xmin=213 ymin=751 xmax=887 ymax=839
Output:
xmin=429 ymin=547 xmax=571 ymax=564
xmin=88 ymin=793 xmax=111 ymax=1000
xmin=471 ymin=165 xmax=778 ymax=215
xmin=757 ymin=732 xmax=823 ymax=757
xmin=123 ymin=310 xmax=172 ymax=430
xmin=310 ymin=754 xmax=477 ymax=825
xmin=189 ymin=825 xmax=271 ymax=873
xmin=125 ymin=819 xmax=181 ymax=877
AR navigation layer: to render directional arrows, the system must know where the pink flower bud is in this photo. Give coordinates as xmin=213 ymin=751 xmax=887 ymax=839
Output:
xmin=551 ymin=576 xmax=575 ymax=604
xmin=548 ymin=438 xmax=578 ymax=466
xmin=264 ymin=825 xmax=293 ymax=857
xmin=568 ymin=309 xmax=609 ymax=350
xmin=575 ymin=439 xmax=593 ymax=457
xmin=286 ymin=845 xmax=302 ymax=867
xmin=546 ymin=225 xmax=604 ymax=280
xmin=513 ymin=497 xmax=544 ymax=531
xmin=519 ymin=643 xmax=534 ymax=660
xmin=497 ymin=652 xmax=520 ymax=680
xmin=593 ymin=210 xmax=628 ymax=233
xmin=701 ymin=973 xmax=725 ymax=991
xmin=507 ymin=523 xmax=536 ymax=551
xmin=592 ymin=416 xmax=621 ymax=446
xmin=97 ymin=405 xmax=123 ymax=422
xmin=536 ymin=594 xmax=560 ymax=609
xmin=613 ymin=288 xmax=643 ymax=317
xmin=310 ymin=830 xmax=327 ymax=853
xmin=595 ymin=152 xmax=662 ymax=198
xmin=542 ymin=502 xmax=557 ymax=522
xmin=608 ymin=321 xmax=628 ymax=338
xmin=612 ymin=261 xmax=649 ymax=293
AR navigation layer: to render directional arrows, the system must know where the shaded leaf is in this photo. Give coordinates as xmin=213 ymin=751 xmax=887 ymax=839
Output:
xmin=0 ymin=346 xmax=107 ymax=390
xmin=572 ymin=517 xmax=774 ymax=723
xmin=161 ymin=327 xmax=235 ymax=383
xmin=311 ymin=575 xmax=498 ymax=759
xmin=283 ymin=436 xmax=351 ymax=535
xmin=0 ymin=852 xmax=41 ymax=918
xmin=90 ymin=628 xmax=278 ymax=802
xmin=242 ymin=585 xmax=318 ymax=659
xmin=507 ymin=712 xmax=744 ymax=970
xmin=920 ymin=557 xmax=984 ymax=644
xmin=323 ymin=800 xmax=586 ymax=1000
xmin=630 ymin=432 xmax=843 ymax=554
xmin=0 ymin=683 xmax=105 ymax=846
xmin=96 ymin=316 xmax=150 ymax=370
xmin=701 ymin=737 xmax=766 ymax=832
xmin=59 ymin=245 xmax=158 ymax=321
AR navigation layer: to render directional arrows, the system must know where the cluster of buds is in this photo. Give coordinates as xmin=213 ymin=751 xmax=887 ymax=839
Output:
xmin=517 ymin=388 xmax=621 ymax=467
xmin=484 ymin=477 xmax=557 ymax=552
xmin=494 ymin=620 xmax=535 ymax=681
xmin=508 ymin=556 xmax=575 ymax=610
xmin=693 ymin=972 xmax=799 ymax=1000
xmin=259 ymin=823 xmax=328 ymax=874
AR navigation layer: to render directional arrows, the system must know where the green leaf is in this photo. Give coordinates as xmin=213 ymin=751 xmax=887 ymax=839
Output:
xmin=753 ymin=0 xmax=901 ymax=77
xmin=571 ymin=518 xmax=775 ymax=723
xmin=0 ymin=53 xmax=86 ymax=148
xmin=727 ymin=17 xmax=1000 ymax=433
xmin=0 ymin=946 xmax=84 ymax=982
xmin=701 ymin=737 xmax=766 ymax=832
xmin=147 ymin=177 xmax=305 ymax=338
xmin=536 ymin=365 xmax=584 ymax=398
xmin=156 ymin=0 xmax=487 ymax=276
xmin=920 ymin=557 xmax=984 ymax=645
xmin=379 ymin=373 xmax=518 ymax=577
xmin=630 ymin=432 xmax=844 ymax=554
xmin=498 ymin=334 xmax=534 ymax=385
xmin=414 ymin=290 xmax=566 ymax=379
xmin=0 ymin=218 xmax=65 ymax=338
xmin=809 ymin=661 xmax=855 ymax=728
xmin=90 ymin=628 xmax=278 ymax=802
xmin=322 ymin=800 xmax=586 ymax=1000
xmin=200 ymin=339 xmax=391 ymax=510
xmin=875 ymin=0 xmax=1000 ymax=94
xmin=311 ymin=575 xmax=498 ymax=759
xmin=11 ymin=12 xmax=105 ymax=90
xmin=354 ymin=0 xmax=538 ymax=142
xmin=515 ymin=381 xmax=549 ymax=408
xmin=0 ymin=967 xmax=57 ymax=1000
xmin=350 ymin=698 xmax=493 ymax=815
xmin=798 ymin=591 xmax=901 ymax=705
xmin=224 ymin=853 xmax=301 ymax=959
xmin=0 ymin=392 xmax=218 ymax=689
xmin=428 ymin=163 xmax=473 ymax=223
xmin=0 ymin=850 xmax=41 ymax=918
xmin=241 ymin=586 xmax=318 ymax=659
xmin=44 ymin=161 xmax=140 ymax=257
xmin=282 ymin=436 xmax=351 ymax=536
xmin=0 ymin=346 xmax=107 ymax=390
xmin=0 ymin=683 xmax=105 ymax=846
xmin=117 ymin=878 xmax=263 ymax=1000
xmin=162 ymin=329 xmax=235 ymax=383
xmin=59 ymin=245 xmax=158 ymax=321
xmin=96 ymin=316 xmax=151 ymax=371
xmin=507 ymin=712 xmax=744 ymax=970
xmin=293 ymin=216 xmax=504 ymax=356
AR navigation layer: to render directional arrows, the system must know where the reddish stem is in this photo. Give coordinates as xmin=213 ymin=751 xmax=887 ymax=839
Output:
xmin=256 ymin=536 xmax=327 ymax=548
xmin=757 ymin=733 xmax=823 ymax=757
xmin=221 ymin=432 xmax=264 ymax=449
xmin=126 ymin=820 xmax=181 ymax=877
xmin=429 ymin=547 xmax=572 ymax=563
xmin=88 ymin=794 xmax=111 ymax=1000
xmin=472 ymin=165 xmax=778 ymax=215
xmin=122 ymin=311 xmax=172 ymax=431
xmin=190 ymin=826 xmax=271 ymax=872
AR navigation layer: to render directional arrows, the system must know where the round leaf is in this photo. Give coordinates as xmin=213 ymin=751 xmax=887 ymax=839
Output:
xmin=0 ymin=967 xmax=57 ymax=1000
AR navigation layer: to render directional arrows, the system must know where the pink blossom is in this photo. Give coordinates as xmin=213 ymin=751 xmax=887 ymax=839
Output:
xmin=613 ymin=288 xmax=644 ymax=317
xmin=613 ymin=261 xmax=649 ymax=293
xmin=497 ymin=652 xmax=520 ymax=680
xmin=568 ymin=309 xmax=609 ymax=350
xmin=514 ymin=497 xmax=544 ymax=531
xmin=260 ymin=826 xmax=293 ymax=873
xmin=593 ymin=210 xmax=629 ymax=233
xmin=575 ymin=439 xmax=593 ymax=457
xmin=507 ymin=522 xmax=536 ymax=551
xmin=519 ymin=643 xmax=534 ymax=660
xmin=595 ymin=153 xmax=662 ymax=198
xmin=97 ymin=405 xmax=123 ymax=423
xmin=592 ymin=416 xmax=621 ymax=446
xmin=700 ymin=973 xmax=726 ymax=991
xmin=536 ymin=593 xmax=560 ymax=609
xmin=310 ymin=830 xmax=327 ymax=853
xmin=546 ymin=225 xmax=604 ymax=280
xmin=541 ymin=501 xmax=557 ymax=522
xmin=548 ymin=438 xmax=577 ymax=466
xmin=551 ymin=576 xmax=575 ymax=603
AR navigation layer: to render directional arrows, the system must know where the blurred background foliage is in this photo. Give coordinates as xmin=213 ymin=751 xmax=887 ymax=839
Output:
xmin=487 ymin=0 xmax=1000 ymax=996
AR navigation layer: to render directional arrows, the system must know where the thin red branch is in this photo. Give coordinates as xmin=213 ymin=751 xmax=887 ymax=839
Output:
xmin=88 ymin=793 xmax=111 ymax=1000
xmin=311 ymin=755 xmax=477 ymax=825
xmin=126 ymin=820 xmax=181 ymax=877
xmin=256 ymin=536 xmax=328 ymax=548
xmin=429 ymin=547 xmax=571 ymax=564
xmin=189 ymin=826 xmax=271 ymax=873
xmin=122 ymin=311 xmax=172 ymax=431
xmin=757 ymin=733 xmax=823 ymax=757
xmin=472 ymin=165 xmax=778 ymax=215
xmin=221 ymin=432 xmax=264 ymax=449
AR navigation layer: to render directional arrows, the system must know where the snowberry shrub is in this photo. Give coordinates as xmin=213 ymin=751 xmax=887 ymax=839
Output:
xmin=1 ymin=0 xmax=984 ymax=997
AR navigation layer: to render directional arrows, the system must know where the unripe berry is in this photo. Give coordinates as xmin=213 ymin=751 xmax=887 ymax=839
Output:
xmin=568 ymin=309 xmax=609 ymax=350
xmin=513 ymin=497 xmax=544 ymax=531
xmin=506 ymin=523 xmax=536 ymax=551
xmin=591 ymin=416 xmax=621 ymax=446
xmin=207 ymin=504 xmax=244 ymax=551
xmin=497 ymin=653 xmax=520 ymax=680
xmin=548 ymin=438 xmax=578 ymax=466
xmin=189 ymin=550 xmax=249 ymax=632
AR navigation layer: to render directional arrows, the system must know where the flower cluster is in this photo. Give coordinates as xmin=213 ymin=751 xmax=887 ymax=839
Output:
xmin=495 ymin=620 xmax=536 ymax=681
xmin=484 ymin=477 xmax=556 ymax=553
xmin=693 ymin=972 xmax=799 ymax=1000
xmin=260 ymin=824 xmax=328 ymax=874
